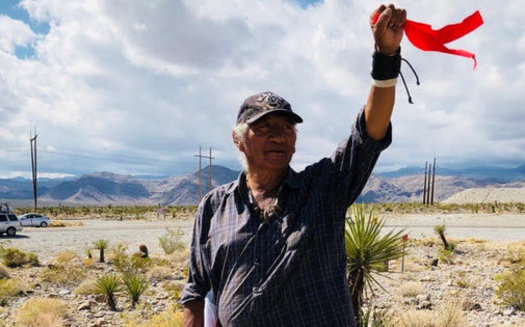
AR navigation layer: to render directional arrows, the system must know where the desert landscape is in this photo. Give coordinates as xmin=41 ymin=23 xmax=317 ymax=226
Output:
xmin=0 ymin=191 xmax=524 ymax=326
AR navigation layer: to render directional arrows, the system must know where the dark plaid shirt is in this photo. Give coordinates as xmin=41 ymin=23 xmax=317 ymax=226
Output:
xmin=181 ymin=109 xmax=391 ymax=326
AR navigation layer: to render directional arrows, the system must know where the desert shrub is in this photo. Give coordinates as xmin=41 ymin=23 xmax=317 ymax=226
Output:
xmin=130 ymin=254 xmax=152 ymax=272
xmin=73 ymin=279 xmax=98 ymax=295
xmin=110 ymin=243 xmax=131 ymax=272
xmin=124 ymin=308 xmax=184 ymax=327
xmin=123 ymin=273 xmax=149 ymax=307
xmin=0 ymin=265 xmax=9 ymax=279
xmin=95 ymin=274 xmax=121 ymax=311
xmin=169 ymin=249 xmax=190 ymax=270
xmin=151 ymin=256 xmax=171 ymax=267
xmin=162 ymin=280 xmax=186 ymax=300
xmin=2 ymin=248 xmax=39 ymax=268
xmin=0 ymin=278 xmax=29 ymax=305
xmin=438 ymin=248 xmax=455 ymax=265
xmin=83 ymin=257 xmax=95 ymax=268
xmin=55 ymin=251 xmax=79 ymax=264
xmin=159 ymin=228 xmax=186 ymax=255
xmin=148 ymin=266 xmax=174 ymax=281
xmin=39 ymin=251 xmax=87 ymax=285
xmin=15 ymin=297 xmax=68 ymax=327
xmin=505 ymin=245 xmax=525 ymax=265
xmin=398 ymin=281 xmax=425 ymax=297
xmin=109 ymin=244 xmax=152 ymax=274
xmin=495 ymin=266 xmax=525 ymax=311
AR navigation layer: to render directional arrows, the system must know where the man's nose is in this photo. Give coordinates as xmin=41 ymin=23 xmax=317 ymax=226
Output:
xmin=267 ymin=129 xmax=286 ymax=142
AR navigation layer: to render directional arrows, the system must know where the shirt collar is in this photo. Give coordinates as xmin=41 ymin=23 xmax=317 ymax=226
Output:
xmin=225 ymin=167 xmax=304 ymax=195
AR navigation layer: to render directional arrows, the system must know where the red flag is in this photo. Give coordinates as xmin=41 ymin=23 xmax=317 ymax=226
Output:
xmin=372 ymin=11 xmax=484 ymax=68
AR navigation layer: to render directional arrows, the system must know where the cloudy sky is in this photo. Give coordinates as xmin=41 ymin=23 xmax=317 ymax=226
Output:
xmin=0 ymin=0 xmax=524 ymax=179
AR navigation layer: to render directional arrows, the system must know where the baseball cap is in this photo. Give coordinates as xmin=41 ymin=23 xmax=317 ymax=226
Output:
xmin=236 ymin=91 xmax=303 ymax=125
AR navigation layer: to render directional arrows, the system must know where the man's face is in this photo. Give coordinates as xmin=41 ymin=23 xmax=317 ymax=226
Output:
xmin=239 ymin=114 xmax=297 ymax=172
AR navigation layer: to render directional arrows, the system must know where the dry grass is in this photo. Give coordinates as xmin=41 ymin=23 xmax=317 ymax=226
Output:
xmin=15 ymin=297 xmax=68 ymax=327
xmin=0 ymin=278 xmax=29 ymax=303
xmin=410 ymin=237 xmax=439 ymax=247
xmin=396 ymin=302 xmax=467 ymax=327
xmin=124 ymin=307 xmax=184 ymax=327
xmin=39 ymin=251 xmax=87 ymax=285
xmin=73 ymin=279 xmax=98 ymax=295
xmin=168 ymin=249 xmax=190 ymax=267
xmin=147 ymin=266 xmax=174 ymax=281
xmin=1 ymin=248 xmax=39 ymax=268
xmin=398 ymin=281 xmax=425 ymax=297
xmin=162 ymin=280 xmax=185 ymax=300
xmin=49 ymin=220 xmax=84 ymax=228
xmin=0 ymin=264 xmax=9 ymax=279
xmin=464 ymin=237 xmax=486 ymax=244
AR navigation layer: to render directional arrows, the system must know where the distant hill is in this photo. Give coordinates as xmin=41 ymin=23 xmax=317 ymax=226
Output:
xmin=379 ymin=165 xmax=525 ymax=182
xmin=1 ymin=165 xmax=524 ymax=205
xmin=36 ymin=166 xmax=240 ymax=205
xmin=442 ymin=187 xmax=525 ymax=204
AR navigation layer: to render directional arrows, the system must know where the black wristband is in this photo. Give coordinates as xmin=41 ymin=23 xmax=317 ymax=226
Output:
xmin=371 ymin=47 xmax=401 ymax=80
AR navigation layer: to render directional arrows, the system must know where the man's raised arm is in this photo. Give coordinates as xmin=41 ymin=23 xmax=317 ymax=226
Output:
xmin=364 ymin=4 xmax=406 ymax=141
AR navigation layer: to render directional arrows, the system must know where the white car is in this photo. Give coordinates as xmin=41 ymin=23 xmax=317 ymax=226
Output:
xmin=0 ymin=213 xmax=23 ymax=236
xmin=19 ymin=213 xmax=51 ymax=227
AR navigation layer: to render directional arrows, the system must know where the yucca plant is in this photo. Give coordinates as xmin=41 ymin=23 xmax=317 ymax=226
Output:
xmin=345 ymin=206 xmax=404 ymax=324
xmin=94 ymin=239 xmax=109 ymax=263
xmin=434 ymin=224 xmax=452 ymax=251
xmin=123 ymin=273 xmax=149 ymax=308
xmin=95 ymin=274 xmax=121 ymax=311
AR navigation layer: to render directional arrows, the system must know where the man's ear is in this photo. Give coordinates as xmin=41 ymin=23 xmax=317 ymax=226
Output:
xmin=232 ymin=131 xmax=245 ymax=152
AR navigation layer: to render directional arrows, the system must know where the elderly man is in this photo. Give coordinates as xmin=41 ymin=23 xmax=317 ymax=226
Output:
xmin=182 ymin=4 xmax=406 ymax=327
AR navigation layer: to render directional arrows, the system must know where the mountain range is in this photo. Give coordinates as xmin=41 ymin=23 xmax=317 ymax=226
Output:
xmin=1 ymin=165 xmax=524 ymax=206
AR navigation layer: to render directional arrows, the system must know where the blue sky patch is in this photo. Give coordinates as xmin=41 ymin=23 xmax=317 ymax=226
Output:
xmin=0 ymin=0 xmax=49 ymax=59
xmin=293 ymin=0 xmax=323 ymax=9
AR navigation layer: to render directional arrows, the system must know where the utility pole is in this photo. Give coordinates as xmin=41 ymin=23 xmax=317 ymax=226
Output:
xmin=426 ymin=163 xmax=432 ymax=205
xmin=30 ymin=128 xmax=38 ymax=210
xmin=423 ymin=161 xmax=428 ymax=204
xmin=208 ymin=148 xmax=214 ymax=192
xmin=194 ymin=147 xmax=214 ymax=203
xmin=431 ymin=158 xmax=436 ymax=205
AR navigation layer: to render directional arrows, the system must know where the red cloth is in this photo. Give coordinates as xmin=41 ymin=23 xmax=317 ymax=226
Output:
xmin=373 ymin=11 xmax=484 ymax=68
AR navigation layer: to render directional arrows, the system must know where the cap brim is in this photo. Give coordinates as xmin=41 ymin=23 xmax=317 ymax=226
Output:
xmin=246 ymin=109 xmax=303 ymax=125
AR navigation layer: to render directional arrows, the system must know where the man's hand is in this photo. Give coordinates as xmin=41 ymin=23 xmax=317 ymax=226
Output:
xmin=364 ymin=4 xmax=407 ymax=141
xmin=371 ymin=4 xmax=406 ymax=55
xmin=183 ymin=300 xmax=204 ymax=327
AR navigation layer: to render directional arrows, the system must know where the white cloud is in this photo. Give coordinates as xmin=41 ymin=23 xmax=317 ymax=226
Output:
xmin=1 ymin=0 xmax=525 ymax=178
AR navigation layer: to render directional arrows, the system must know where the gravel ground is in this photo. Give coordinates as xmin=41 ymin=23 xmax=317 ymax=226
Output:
xmin=0 ymin=214 xmax=524 ymax=326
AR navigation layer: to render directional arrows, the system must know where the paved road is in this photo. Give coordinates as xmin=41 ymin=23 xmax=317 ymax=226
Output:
xmin=2 ymin=213 xmax=524 ymax=262
xmin=0 ymin=219 xmax=195 ymax=261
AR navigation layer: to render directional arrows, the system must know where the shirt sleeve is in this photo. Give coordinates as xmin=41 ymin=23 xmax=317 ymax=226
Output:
xmin=180 ymin=199 xmax=212 ymax=305
xmin=329 ymin=107 xmax=392 ymax=208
